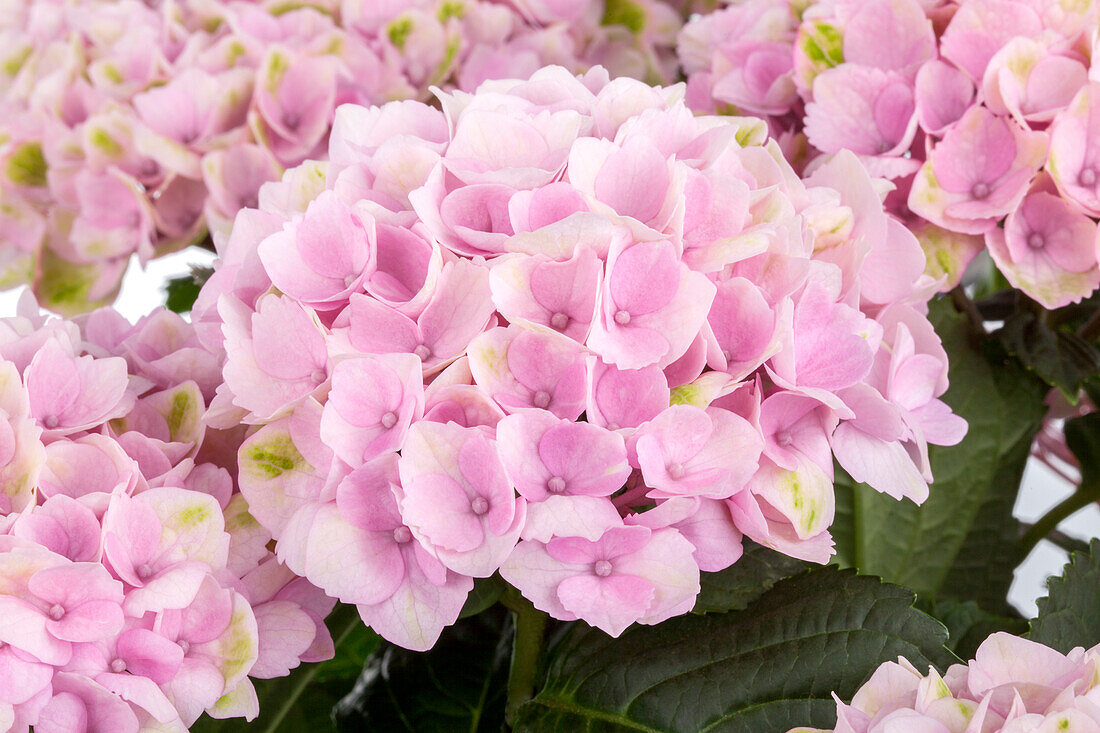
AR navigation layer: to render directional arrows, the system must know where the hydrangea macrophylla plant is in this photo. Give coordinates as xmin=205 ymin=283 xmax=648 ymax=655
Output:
xmin=0 ymin=0 xmax=685 ymax=315
xmin=790 ymin=633 xmax=1100 ymax=733
xmin=678 ymin=0 xmax=1100 ymax=310
xmin=0 ymin=293 xmax=334 ymax=731
xmin=196 ymin=64 xmax=966 ymax=651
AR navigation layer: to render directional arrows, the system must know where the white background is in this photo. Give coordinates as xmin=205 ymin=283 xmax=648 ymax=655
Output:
xmin=1 ymin=247 xmax=1096 ymax=617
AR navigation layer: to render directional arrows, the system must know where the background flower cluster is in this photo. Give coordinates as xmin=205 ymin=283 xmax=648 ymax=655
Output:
xmin=0 ymin=0 xmax=683 ymax=314
xmin=680 ymin=0 xmax=1100 ymax=309
xmin=793 ymin=633 xmax=1100 ymax=733
xmin=0 ymin=295 xmax=333 ymax=731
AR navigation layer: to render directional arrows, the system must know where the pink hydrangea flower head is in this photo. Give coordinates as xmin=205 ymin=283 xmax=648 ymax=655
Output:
xmin=199 ymin=65 xmax=967 ymax=652
xmin=501 ymin=522 xmax=699 ymax=637
xmin=496 ymin=410 xmax=630 ymax=502
xmin=467 ymin=325 xmax=588 ymax=419
xmin=797 ymin=633 xmax=1100 ymax=733
xmin=630 ymin=404 xmax=763 ymax=500
xmin=938 ymin=0 xmax=1043 ymax=82
xmin=1049 ymin=82 xmax=1100 ymax=217
xmin=24 ymin=339 xmax=131 ymax=437
xmin=986 ymin=177 xmax=1100 ymax=308
xmin=805 ymin=66 xmax=918 ymax=158
xmin=397 ymin=421 xmax=526 ymax=578
xmin=982 ymin=38 xmax=1089 ymax=125
xmin=0 ymin=298 xmax=330 ymax=728
xmin=258 ymin=190 xmax=377 ymax=310
xmin=587 ymin=238 xmax=717 ymax=370
xmin=319 ymin=353 xmax=425 ymax=468
xmin=909 ymin=106 xmax=1049 ymax=235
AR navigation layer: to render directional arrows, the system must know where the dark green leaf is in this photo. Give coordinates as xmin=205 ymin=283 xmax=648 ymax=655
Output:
xmin=192 ymin=604 xmax=378 ymax=733
xmin=1065 ymin=413 xmax=1100 ymax=491
xmin=927 ymin=600 xmax=1026 ymax=660
xmin=998 ymin=310 xmax=1100 ymax=399
xmin=832 ymin=299 xmax=1047 ymax=604
xmin=973 ymin=289 xmax=1018 ymax=321
xmin=1083 ymin=379 xmax=1100 ymax=411
xmin=694 ymin=540 xmax=807 ymax=614
xmin=935 ymin=423 xmax=1036 ymax=614
xmin=165 ymin=265 xmax=213 ymax=313
xmin=1029 ymin=539 xmax=1100 ymax=653
xmin=515 ymin=566 xmax=953 ymax=733
xmin=334 ymin=607 xmax=511 ymax=732
xmin=460 ymin=573 xmax=507 ymax=619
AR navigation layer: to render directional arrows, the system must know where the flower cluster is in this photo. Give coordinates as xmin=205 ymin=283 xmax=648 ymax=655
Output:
xmin=0 ymin=0 xmax=684 ymax=314
xmin=0 ymin=295 xmax=333 ymax=731
xmin=195 ymin=65 xmax=966 ymax=650
xmin=679 ymin=0 xmax=1100 ymax=309
xmin=790 ymin=633 xmax=1100 ymax=733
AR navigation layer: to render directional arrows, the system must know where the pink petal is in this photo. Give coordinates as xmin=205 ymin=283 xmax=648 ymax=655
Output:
xmin=915 ymin=60 xmax=976 ymax=134
xmin=556 ymin=573 xmax=655 ymax=637
xmin=842 ymin=0 xmax=935 ymax=77
xmin=0 ymin=595 xmax=70 ymax=665
xmin=402 ymin=473 xmax=484 ymax=553
xmin=587 ymin=359 xmax=670 ymax=430
xmin=356 ymin=543 xmax=472 ymax=652
xmin=335 ymin=456 xmax=403 ymax=532
xmin=0 ymin=645 xmax=53 ymax=704
xmin=831 ymin=423 xmax=928 ymax=503
xmin=593 ymin=137 xmax=671 ymax=224
xmin=301 ymin=503 xmax=405 ymax=606
xmin=608 ymin=240 xmax=680 ymax=317
xmin=117 ymin=628 xmax=184 ymax=685
xmin=250 ymin=601 xmax=317 ymax=678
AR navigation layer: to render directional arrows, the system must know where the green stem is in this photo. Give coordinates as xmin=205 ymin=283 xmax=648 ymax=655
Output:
xmin=262 ymin=604 xmax=363 ymax=733
xmin=949 ymin=286 xmax=985 ymax=335
xmin=501 ymin=589 xmax=548 ymax=726
xmin=1018 ymin=483 xmax=1100 ymax=563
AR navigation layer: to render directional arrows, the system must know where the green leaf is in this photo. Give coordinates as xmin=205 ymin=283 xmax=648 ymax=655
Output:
xmin=694 ymin=540 xmax=807 ymax=614
xmin=515 ymin=566 xmax=953 ymax=733
xmin=998 ymin=310 xmax=1100 ymax=399
xmin=1065 ymin=413 xmax=1100 ymax=491
xmin=192 ymin=604 xmax=378 ymax=733
xmin=460 ymin=573 xmax=507 ymax=619
xmin=1084 ymin=379 xmax=1100 ymax=413
xmin=165 ymin=264 xmax=213 ymax=313
xmin=935 ymin=423 xmax=1036 ymax=614
xmin=832 ymin=299 xmax=1047 ymax=604
xmin=927 ymin=600 xmax=1027 ymax=661
xmin=1029 ymin=539 xmax=1100 ymax=653
xmin=334 ymin=607 xmax=511 ymax=732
